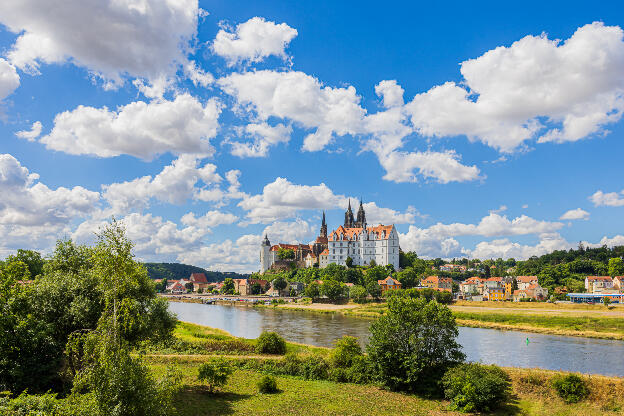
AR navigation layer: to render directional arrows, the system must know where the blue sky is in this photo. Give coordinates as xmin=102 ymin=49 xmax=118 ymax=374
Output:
xmin=1 ymin=0 xmax=624 ymax=272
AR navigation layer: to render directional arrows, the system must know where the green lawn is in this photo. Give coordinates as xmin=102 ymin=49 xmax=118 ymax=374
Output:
xmin=146 ymin=359 xmax=624 ymax=416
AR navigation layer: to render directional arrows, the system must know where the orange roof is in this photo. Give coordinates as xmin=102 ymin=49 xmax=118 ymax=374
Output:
xmin=422 ymin=276 xmax=452 ymax=284
xmin=378 ymin=276 xmax=401 ymax=286
xmin=486 ymin=277 xmax=502 ymax=282
xmin=328 ymin=224 xmax=394 ymax=241
xmin=517 ymin=276 xmax=537 ymax=282
xmin=464 ymin=276 xmax=482 ymax=284
xmin=586 ymin=276 xmax=612 ymax=281
xmin=320 ymin=249 xmax=329 ymax=256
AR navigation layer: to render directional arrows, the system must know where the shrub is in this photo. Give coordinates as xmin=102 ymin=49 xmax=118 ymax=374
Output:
xmin=257 ymin=375 xmax=279 ymax=394
xmin=280 ymin=353 xmax=302 ymax=376
xmin=349 ymin=285 xmax=368 ymax=303
xmin=367 ymin=296 xmax=464 ymax=394
xmin=328 ymin=367 xmax=349 ymax=383
xmin=346 ymin=355 xmax=373 ymax=384
xmin=300 ymin=355 xmax=329 ymax=380
xmin=552 ymin=374 xmax=589 ymax=403
xmin=198 ymin=359 xmax=233 ymax=393
xmin=330 ymin=336 xmax=362 ymax=368
xmin=442 ymin=363 xmax=511 ymax=412
xmin=256 ymin=331 xmax=287 ymax=355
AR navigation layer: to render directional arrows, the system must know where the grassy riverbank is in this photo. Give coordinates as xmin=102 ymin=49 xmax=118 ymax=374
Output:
xmin=143 ymin=322 xmax=624 ymax=415
xmin=258 ymin=300 xmax=624 ymax=340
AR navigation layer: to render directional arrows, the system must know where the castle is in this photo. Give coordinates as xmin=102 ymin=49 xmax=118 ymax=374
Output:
xmin=260 ymin=200 xmax=400 ymax=272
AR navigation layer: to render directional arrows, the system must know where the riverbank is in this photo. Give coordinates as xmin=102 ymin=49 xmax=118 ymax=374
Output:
xmin=144 ymin=322 xmax=624 ymax=415
xmin=257 ymin=300 xmax=624 ymax=340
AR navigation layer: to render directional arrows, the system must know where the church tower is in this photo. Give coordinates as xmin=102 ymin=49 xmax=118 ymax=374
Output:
xmin=355 ymin=199 xmax=367 ymax=228
xmin=344 ymin=199 xmax=355 ymax=228
xmin=260 ymin=234 xmax=272 ymax=273
xmin=320 ymin=211 xmax=327 ymax=238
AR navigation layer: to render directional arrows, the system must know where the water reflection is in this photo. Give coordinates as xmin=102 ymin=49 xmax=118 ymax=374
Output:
xmin=169 ymin=302 xmax=624 ymax=377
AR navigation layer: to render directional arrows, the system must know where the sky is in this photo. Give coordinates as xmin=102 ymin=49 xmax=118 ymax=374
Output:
xmin=1 ymin=0 xmax=624 ymax=273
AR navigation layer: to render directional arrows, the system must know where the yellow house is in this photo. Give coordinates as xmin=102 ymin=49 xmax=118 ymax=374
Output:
xmin=486 ymin=287 xmax=506 ymax=301
xmin=378 ymin=276 xmax=402 ymax=292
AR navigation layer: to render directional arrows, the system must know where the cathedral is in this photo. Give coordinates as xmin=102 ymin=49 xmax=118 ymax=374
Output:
xmin=260 ymin=200 xmax=400 ymax=272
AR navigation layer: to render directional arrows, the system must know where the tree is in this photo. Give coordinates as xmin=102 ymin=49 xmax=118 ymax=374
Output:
xmin=277 ymin=248 xmax=295 ymax=260
xmin=1 ymin=259 xmax=30 ymax=281
xmin=366 ymin=281 xmax=381 ymax=299
xmin=198 ymin=359 xmax=233 ymax=393
xmin=304 ymin=282 xmax=320 ymax=301
xmin=251 ymin=282 xmax=262 ymax=295
xmin=603 ymin=296 xmax=612 ymax=307
xmin=330 ymin=336 xmax=362 ymax=368
xmin=321 ymin=279 xmax=345 ymax=303
xmin=272 ymin=276 xmax=287 ymax=294
xmin=345 ymin=256 xmax=353 ymax=268
xmin=221 ymin=278 xmax=235 ymax=294
xmin=369 ymin=259 xmax=377 ymax=267
xmin=349 ymin=285 xmax=368 ymax=303
xmin=185 ymin=282 xmax=194 ymax=293
xmin=608 ymin=258 xmax=624 ymax=277
xmin=397 ymin=267 xmax=419 ymax=289
xmin=7 ymin=250 xmax=45 ymax=278
xmin=367 ymin=296 xmax=465 ymax=394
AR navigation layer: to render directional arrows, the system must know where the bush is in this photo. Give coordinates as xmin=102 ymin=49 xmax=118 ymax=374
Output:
xmin=552 ymin=374 xmax=589 ymax=403
xmin=349 ymin=285 xmax=368 ymax=303
xmin=256 ymin=331 xmax=287 ymax=355
xmin=330 ymin=336 xmax=362 ymax=368
xmin=300 ymin=355 xmax=329 ymax=380
xmin=257 ymin=375 xmax=278 ymax=394
xmin=345 ymin=355 xmax=373 ymax=384
xmin=280 ymin=353 xmax=302 ymax=376
xmin=198 ymin=359 xmax=233 ymax=393
xmin=442 ymin=363 xmax=511 ymax=412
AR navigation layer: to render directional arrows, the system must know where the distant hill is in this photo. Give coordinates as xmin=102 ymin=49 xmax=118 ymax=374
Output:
xmin=143 ymin=262 xmax=249 ymax=282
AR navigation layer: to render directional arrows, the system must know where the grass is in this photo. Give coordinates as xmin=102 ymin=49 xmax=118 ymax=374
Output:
xmin=146 ymin=355 xmax=624 ymax=416
xmin=147 ymin=321 xmax=329 ymax=356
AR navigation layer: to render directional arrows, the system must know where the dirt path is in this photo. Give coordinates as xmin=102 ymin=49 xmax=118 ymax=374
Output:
xmin=450 ymin=305 xmax=624 ymax=317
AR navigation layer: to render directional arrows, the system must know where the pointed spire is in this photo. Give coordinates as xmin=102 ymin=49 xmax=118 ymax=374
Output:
xmin=348 ymin=198 xmax=352 ymax=210
xmin=322 ymin=211 xmax=326 ymax=225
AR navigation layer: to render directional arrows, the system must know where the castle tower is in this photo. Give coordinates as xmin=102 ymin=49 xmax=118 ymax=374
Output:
xmin=355 ymin=199 xmax=367 ymax=228
xmin=344 ymin=199 xmax=355 ymax=228
xmin=260 ymin=234 xmax=272 ymax=273
xmin=320 ymin=211 xmax=327 ymax=238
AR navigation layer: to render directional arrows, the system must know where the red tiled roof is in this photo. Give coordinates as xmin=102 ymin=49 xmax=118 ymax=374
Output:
xmin=486 ymin=277 xmax=502 ymax=282
xmin=190 ymin=273 xmax=208 ymax=283
xmin=422 ymin=276 xmax=452 ymax=284
xmin=378 ymin=276 xmax=401 ymax=286
xmin=586 ymin=276 xmax=612 ymax=281
xmin=328 ymin=225 xmax=394 ymax=241
xmin=517 ymin=276 xmax=537 ymax=283
xmin=320 ymin=249 xmax=329 ymax=256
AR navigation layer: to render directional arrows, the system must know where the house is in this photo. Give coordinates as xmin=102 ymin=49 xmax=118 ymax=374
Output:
xmin=504 ymin=279 xmax=514 ymax=300
xmin=484 ymin=286 xmax=505 ymax=301
xmin=459 ymin=277 xmax=482 ymax=296
xmin=304 ymin=253 xmax=317 ymax=268
xmin=613 ymin=276 xmax=624 ymax=291
xmin=168 ymin=281 xmax=185 ymax=294
xmin=319 ymin=249 xmax=330 ymax=268
xmin=421 ymin=276 xmax=452 ymax=292
xmin=233 ymin=279 xmax=269 ymax=295
xmin=378 ymin=276 xmax=402 ymax=292
xmin=483 ymin=277 xmax=502 ymax=289
xmin=288 ymin=281 xmax=305 ymax=295
xmin=516 ymin=276 xmax=538 ymax=290
xmin=513 ymin=283 xmax=549 ymax=301
xmin=585 ymin=276 xmax=613 ymax=293
xmin=440 ymin=264 xmax=467 ymax=273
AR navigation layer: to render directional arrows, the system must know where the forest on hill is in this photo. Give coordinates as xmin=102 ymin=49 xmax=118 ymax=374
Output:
xmin=143 ymin=262 xmax=249 ymax=282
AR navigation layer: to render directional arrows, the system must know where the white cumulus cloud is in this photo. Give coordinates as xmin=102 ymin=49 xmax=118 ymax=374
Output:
xmin=560 ymin=208 xmax=590 ymax=220
xmin=212 ymin=17 xmax=298 ymax=65
xmin=15 ymin=121 xmax=42 ymax=141
xmin=40 ymin=94 xmax=221 ymax=159
xmin=589 ymin=189 xmax=624 ymax=207
xmin=0 ymin=0 xmax=200 ymax=86
xmin=0 ymin=58 xmax=20 ymax=101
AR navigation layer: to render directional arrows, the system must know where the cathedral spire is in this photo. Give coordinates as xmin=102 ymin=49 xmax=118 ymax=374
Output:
xmin=355 ymin=199 xmax=367 ymax=228
xmin=320 ymin=211 xmax=327 ymax=238
xmin=344 ymin=199 xmax=354 ymax=228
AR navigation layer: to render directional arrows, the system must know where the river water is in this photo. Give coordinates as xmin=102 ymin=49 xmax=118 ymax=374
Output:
xmin=169 ymin=302 xmax=624 ymax=377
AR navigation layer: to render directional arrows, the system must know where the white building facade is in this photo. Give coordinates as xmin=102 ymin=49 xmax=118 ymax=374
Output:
xmin=325 ymin=224 xmax=400 ymax=270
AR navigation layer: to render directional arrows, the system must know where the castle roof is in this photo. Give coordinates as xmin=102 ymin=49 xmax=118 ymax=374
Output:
xmin=328 ymin=224 xmax=394 ymax=241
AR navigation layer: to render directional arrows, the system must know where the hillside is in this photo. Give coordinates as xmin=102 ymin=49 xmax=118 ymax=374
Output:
xmin=142 ymin=262 xmax=249 ymax=282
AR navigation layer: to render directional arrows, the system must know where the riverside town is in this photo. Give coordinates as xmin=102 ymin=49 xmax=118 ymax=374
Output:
xmin=2 ymin=1 xmax=624 ymax=415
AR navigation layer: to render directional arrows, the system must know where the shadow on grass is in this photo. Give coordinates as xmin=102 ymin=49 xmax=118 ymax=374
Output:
xmin=176 ymin=386 xmax=253 ymax=416
xmin=491 ymin=394 xmax=522 ymax=415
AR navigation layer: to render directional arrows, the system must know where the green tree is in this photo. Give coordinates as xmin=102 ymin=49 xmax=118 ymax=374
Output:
xmin=349 ymin=285 xmax=368 ymax=303
xmin=198 ymin=359 xmax=233 ymax=393
xmin=397 ymin=267 xmax=419 ymax=289
xmin=272 ymin=276 xmax=288 ymax=294
xmin=321 ymin=279 xmax=345 ymax=303
xmin=345 ymin=256 xmax=353 ymax=268
xmin=1 ymin=259 xmax=30 ymax=281
xmin=608 ymin=258 xmax=624 ymax=277
xmin=330 ymin=336 xmax=362 ymax=368
xmin=7 ymin=249 xmax=45 ymax=278
xmin=277 ymin=248 xmax=295 ymax=260
xmin=367 ymin=296 xmax=465 ymax=394
xmin=304 ymin=282 xmax=320 ymax=301
xmin=221 ymin=278 xmax=235 ymax=294
xmin=366 ymin=281 xmax=381 ymax=299
xmin=251 ymin=282 xmax=262 ymax=295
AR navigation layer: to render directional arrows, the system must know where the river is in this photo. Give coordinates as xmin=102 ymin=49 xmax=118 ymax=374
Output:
xmin=169 ymin=302 xmax=624 ymax=377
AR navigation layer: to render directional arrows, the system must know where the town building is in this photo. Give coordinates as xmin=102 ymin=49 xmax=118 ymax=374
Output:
xmin=585 ymin=276 xmax=614 ymax=293
xmin=378 ymin=276 xmax=402 ymax=292
xmin=459 ymin=276 xmax=482 ymax=297
xmin=440 ymin=264 xmax=467 ymax=273
xmin=516 ymin=276 xmax=538 ymax=290
xmin=484 ymin=286 xmax=505 ymax=301
xmin=421 ymin=276 xmax=452 ymax=292
xmin=513 ymin=283 xmax=548 ymax=301
xmin=261 ymin=201 xmax=400 ymax=272
xmin=613 ymin=276 xmax=624 ymax=291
